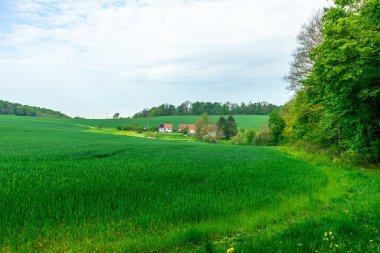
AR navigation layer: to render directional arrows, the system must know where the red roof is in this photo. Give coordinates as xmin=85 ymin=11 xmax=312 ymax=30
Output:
xmin=178 ymin=124 xmax=195 ymax=130
xmin=163 ymin=124 xmax=172 ymax=128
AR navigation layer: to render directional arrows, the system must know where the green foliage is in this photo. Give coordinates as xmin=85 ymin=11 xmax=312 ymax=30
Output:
xmin=244 ymin=128 xmax=256 ymax=145
xmin=284 ymin=0 xmax=380 ymax=163
xmin=231 ymin=128 xmax=256 ymax=145
xmin=225 ymin=116 xmax=238 ymax=139
xmin=195 ymin=113 xmax=210 ymax=139
xmin=231 ymin=128 xmax=245 ymax=144
xmin=255 ymin=127 xmax=272 ymax=146
xmin=180 ymin=127 xmax=189 ymax=134
xmin=194 ymin=113 xmax=222 ymax=142
xmin=216 ymin=116 xmax=227 ymax=134
xmin=217 ymin=116 xmax=238 ymax=139
xmin=133 ymin=101 xmax=280 ymax=118
xmin=269 ymin=111 xmax=285 ymax=145
xmin=0 ymin=100 xmax=68 ymax=118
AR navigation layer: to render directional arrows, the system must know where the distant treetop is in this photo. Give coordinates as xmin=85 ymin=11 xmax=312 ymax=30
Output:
xmin=0 ymin=100 xmax=69 ymax=118
xmin=133 ymin=101 xmax=281 ymax=118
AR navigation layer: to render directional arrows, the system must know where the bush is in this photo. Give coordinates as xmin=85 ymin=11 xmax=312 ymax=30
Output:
xmin=244 ymin=129 xmax=256 ymax=145
xmin=200 ymin=125 xmax=222 ymax=143
xmin=180 ymin=127 xmax=189 ymax=135
xmin=255 ymin=127 xmax=272 ymax=145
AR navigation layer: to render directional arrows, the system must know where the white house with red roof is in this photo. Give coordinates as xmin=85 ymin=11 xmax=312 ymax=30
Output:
xmin=159 ymin=123 xmax=173 ymax=133
xmin=178 ymin=124 xmax=196 ymax=134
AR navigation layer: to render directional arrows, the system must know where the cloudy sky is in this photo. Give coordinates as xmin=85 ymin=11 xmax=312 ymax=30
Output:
xmin=0 ymin=0 xmax=332 ymax=118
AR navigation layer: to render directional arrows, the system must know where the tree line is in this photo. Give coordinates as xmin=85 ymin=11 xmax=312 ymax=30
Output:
xmin=281 ymin=0 xmax=379 ymax=164
xmin=194 ymin=112 xmax=285 ymax=145
xmin=132 ymin=101 xmax=280 ymax=118
xmin=0 ymin=100 xmax=69 ymax=118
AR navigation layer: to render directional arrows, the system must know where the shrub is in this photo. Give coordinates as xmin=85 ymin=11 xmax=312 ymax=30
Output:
xmin=244 ymin=129 xmax=256 ymax=145
xmin=255 ymin=127 xmax=272 ymax=145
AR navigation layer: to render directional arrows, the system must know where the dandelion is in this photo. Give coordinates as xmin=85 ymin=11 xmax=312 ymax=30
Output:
xmin=227 ymin=247 xmax=235 ymax=253
xmin=331 ymin=236 xmax=334 ymax=239
xmin=324 ymin=232 xmax=328 ymax=237
xmin=329 ymin=231 xmax=333 ymax=236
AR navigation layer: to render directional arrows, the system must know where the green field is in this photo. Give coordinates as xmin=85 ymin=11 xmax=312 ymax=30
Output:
xmin=0 ymin=116 xmax=379 ymax=252
xmin=65 ymin=115 xmax=269 ymax=131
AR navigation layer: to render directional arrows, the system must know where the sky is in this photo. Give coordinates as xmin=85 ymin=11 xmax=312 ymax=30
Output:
xmin=0 ymin=0 xmax=332 ymax=118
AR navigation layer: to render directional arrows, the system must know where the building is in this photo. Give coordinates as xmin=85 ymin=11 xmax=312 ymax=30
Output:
xmin=178 ymin=124 xmax=196 ymax=134
xmin=159 ymin=123 xmax=173 ymax=133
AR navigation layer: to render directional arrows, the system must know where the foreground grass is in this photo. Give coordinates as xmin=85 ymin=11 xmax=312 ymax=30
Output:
xmin=0 ymin=116 xmax=379 ymax=252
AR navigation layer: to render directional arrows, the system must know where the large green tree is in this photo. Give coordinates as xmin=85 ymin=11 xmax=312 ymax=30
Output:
xmin=284 ymin=0 xmax=380 ymax=163
xmin=225 ymin=116 xmax=238 ymax=139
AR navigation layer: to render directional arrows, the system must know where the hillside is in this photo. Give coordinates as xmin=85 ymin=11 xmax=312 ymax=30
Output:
xmin=70 ymin=115 xmax=269 ymax=131
xmin=0 ymin=100 xmax=69 ymax=118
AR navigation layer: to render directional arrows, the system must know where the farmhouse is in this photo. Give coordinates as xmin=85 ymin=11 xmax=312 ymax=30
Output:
xmin=178 ymin=124 xmax=196 ymax=134
xmin=159 ymin=123 xmax=173 ymax=133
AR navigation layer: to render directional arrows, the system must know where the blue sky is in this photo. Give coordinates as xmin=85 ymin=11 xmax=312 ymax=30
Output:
xmin=0 ymin=0 xmax=332 ymax=118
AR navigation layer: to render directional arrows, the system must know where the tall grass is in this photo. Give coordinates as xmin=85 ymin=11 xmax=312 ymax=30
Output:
xmin=0 ymin=116 xmax=378 ymax=252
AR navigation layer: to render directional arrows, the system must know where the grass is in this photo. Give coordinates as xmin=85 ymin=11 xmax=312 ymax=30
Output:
xmin=59 ymin=115 xmax=269 ymax=131
xmin=0 ymin=115 xmax=379 ymax=252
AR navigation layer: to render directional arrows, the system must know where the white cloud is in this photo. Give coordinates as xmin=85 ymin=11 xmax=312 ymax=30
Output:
xmin=0 ymin=0 xmax=332 ymax=117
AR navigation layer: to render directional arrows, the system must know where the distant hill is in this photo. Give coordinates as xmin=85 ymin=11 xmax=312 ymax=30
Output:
xmin=69 ymin=115 xmax=269 ymax=131
xmin=0 ymin=100 xmax=69 ymax=118
xmin=133 ymin=101 xmax=280 ymax=118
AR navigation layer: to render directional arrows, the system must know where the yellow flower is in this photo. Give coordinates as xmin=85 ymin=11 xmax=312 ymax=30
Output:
xmin=329 ymin=231 xmax=333 ymax=236
xmin=324 ymin=232 xmax=328 ymax=237
xmin=227 ymin=247 xmax=235 ymax=253
xmin=332 ymin=236 xmax=334 ymax=239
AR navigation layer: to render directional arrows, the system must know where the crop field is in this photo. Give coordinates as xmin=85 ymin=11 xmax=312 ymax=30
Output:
xmin=0 ymin=116 xmax=379 ymax=252
xmin=58 ymin=115 xmax=269 ymax=131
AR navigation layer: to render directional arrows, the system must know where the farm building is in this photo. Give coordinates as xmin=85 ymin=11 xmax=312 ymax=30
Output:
xmin=159 ymin=123 xmax=173 ymax=133
xmin=178 ymin=124 xmax=196 ymax=134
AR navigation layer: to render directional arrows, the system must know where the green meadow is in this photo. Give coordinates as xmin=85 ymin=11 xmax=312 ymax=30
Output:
xmin=0 ymin=116 xmax=379 ymax=252
xmin=63 ymin=115 xmax=269 ymax=131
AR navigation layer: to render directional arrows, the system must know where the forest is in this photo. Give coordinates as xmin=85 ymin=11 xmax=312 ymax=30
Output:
xmin=0 ymin=100 xmax=69 ymax=118
xmin=133 ymin=101 xmax=280 ymax=118
xmin=282 ymin=0 xmax=379 ymax=164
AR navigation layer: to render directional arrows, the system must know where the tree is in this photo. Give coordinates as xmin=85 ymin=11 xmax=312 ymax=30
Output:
xmin=303 ymin=0 xmax=380 ymax=162
xmin=195 ymin=113 xmax=210 ymax=140
xmin=113 ymin=113 xmax=120 ymax=119
xmin=269 ymin=111 xmax=285 ymax=145
xmin=283 ymin=10 xmax=324 ymax=91
xmin=225 ymin=116 xmax=238 ymax=139
xmin=216 ymin=116 xmax=227 ymax=137
xmin=200 ymin=125 xmax=222 ymax=143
